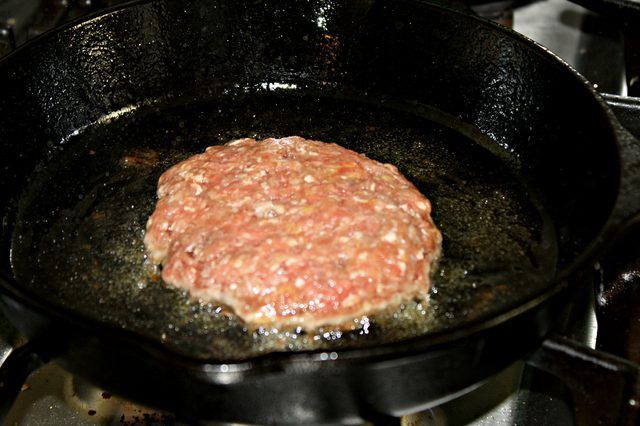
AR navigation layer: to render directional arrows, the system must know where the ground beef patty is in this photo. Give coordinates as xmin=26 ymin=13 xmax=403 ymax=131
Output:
xmin=144 ymin=136 xmax=442 ymax=330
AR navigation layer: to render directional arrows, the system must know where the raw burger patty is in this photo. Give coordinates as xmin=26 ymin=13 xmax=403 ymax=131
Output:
xmin=144 ymin=136 xmax=442 ymax=329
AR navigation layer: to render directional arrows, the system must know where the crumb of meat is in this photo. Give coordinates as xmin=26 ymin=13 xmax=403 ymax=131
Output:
xmin=144 ymin=136 xmax=442 ymax=330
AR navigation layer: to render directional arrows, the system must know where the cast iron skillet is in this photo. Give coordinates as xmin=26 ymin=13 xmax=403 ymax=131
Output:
xmin=0 ymin=0 xmax=639 ymax=423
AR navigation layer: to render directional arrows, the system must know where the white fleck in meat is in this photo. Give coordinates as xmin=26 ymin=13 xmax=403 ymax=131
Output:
xmin=254 ymin=201 xmax=285 ymax=218
xmin=382 ymin=230 xmax=398 ymax=243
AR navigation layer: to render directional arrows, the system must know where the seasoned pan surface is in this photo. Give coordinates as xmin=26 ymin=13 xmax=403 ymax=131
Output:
xmin=10 ymin=89 xmax=556 ymax=360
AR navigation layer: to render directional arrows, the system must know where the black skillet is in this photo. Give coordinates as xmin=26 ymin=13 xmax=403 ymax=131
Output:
xmin=0 ymin=0 xmax=639 ymax=423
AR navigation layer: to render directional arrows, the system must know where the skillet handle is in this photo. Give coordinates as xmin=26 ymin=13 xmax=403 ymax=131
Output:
xmin=0 ymin=314 xmax=42 ymax=423
xmin=527 ymin=333 xmax=640 ymax=426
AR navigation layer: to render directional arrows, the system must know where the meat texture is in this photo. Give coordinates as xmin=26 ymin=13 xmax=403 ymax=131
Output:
xmin=144 ymin=136 xmax=442 ymax=330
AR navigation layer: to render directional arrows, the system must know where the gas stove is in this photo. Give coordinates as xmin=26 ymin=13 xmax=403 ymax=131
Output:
xmin=0 ymin=0 xmax=637 ymax=424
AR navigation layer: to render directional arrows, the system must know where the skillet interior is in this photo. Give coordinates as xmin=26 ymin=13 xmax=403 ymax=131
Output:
xmin=0 ymin=0 xmax=619 ymax=362
xmin=10 ymin=88 xmax=556 ymax=360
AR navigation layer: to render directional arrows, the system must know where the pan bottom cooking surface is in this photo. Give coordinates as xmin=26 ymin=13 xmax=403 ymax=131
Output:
xmin=10 ymin=89 xmax=557 ymax=361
